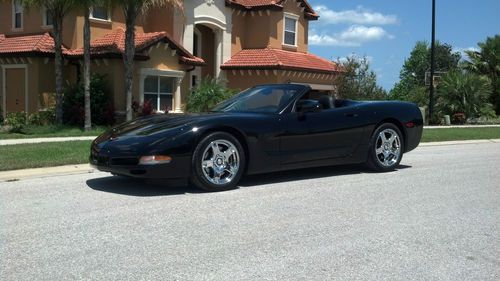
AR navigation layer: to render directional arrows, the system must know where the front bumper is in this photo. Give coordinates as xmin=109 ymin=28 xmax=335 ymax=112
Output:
xmin=90 ymin=153 xmax=191 ymax=179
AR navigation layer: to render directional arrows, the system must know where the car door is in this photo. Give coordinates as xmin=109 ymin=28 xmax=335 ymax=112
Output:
xmin=279 ymin=105 xmax=364 ymax=167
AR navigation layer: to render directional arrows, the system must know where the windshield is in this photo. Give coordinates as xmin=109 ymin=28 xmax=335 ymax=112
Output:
xmin=212 ymin=85 xmax=300 ymax=113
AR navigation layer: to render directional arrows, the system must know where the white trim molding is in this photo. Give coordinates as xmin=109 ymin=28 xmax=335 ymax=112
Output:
xmin=90 ymin=6 xmax=112 ymax=23
xmin=1 ymin=64 xmax=29 ymax=118
xmin=283 ymin=12 xmax=299 ymax=48
xmin=11 ymin=0 xmax=24 ymax=31
xmin=139 ymin=69 xmax=185 ymax=113
xmin=41 ymin=6 xmax=53 ymax=28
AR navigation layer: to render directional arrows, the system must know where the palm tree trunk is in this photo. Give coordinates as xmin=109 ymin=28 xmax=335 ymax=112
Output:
xmin=83 ymin=7 xmax=92 ymax=131
xmin=123 ymin=7 xmax=138 ymax=121
xmin=53 ymin=16 xmax=64 ymax=125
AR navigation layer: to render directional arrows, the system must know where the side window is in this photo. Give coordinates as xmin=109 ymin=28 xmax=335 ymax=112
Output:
xmin=283 ymin=14 xmax=298 ymax=46
xmin=43 ymin=7 xmax=54 ymax=27
xmin=295 ymin=91 xmax=335 ymax=111
xmin=12 ymin=0 xmax=23 ymax=30
xmin=90 ymin=6 xmax=110 ymax=21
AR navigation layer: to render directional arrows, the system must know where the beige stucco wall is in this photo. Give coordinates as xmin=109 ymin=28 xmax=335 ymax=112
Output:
xmin=0 ymin=3 xmax=148 ymax=49
xmin=272 ymin=0 xmax=309 ymax=53
xmin=0 ymin=58 xmax=73 ymax=116
xmin=225 ymin=70 xmax=336 ymax=93
xmin=230 ymin=1 xmax=310 ymax=54
xmin=278 ymin=72 xmax=337 ymax=85
xmin=231 ymin=12 xmax=245 ymax=56
xmin=90 ymin=45 xmax=190 ymax=113
xmin=225 ymin=71 xmax=280 ymax=91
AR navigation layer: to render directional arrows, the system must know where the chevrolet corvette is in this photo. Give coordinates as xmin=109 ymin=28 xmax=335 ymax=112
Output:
xmin=90 ymin=84 xmax=423 ymax=191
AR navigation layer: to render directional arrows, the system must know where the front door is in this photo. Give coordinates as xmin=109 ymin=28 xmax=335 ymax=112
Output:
xmin=279 ymin=107 xmax=364 ymax=167
xmin=5 ymin=68 xmax=26 ymax=113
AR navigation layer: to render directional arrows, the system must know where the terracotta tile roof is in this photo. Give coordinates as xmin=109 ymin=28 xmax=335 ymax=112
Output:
xmin=0 ymin=33 xmax=68 ymax=56
xmin=221 ymin=47 xmax=341 ymax=74
xmin=226 ymin=0 xmax=318 ymax=19
xmin=68 ymin=28 xmax=204 ymax=66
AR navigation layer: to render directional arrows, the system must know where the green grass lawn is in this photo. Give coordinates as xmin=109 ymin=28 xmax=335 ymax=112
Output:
xmin=0 ymin=125 xmax=107 ymax=139
xmin=0 ymin=141 xmax=91 ymax=171
xmin=422 ymin=127 xmax=500 ymax=142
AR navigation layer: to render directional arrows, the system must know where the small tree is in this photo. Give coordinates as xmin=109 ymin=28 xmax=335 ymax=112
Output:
xmin=436 ymin=71 xmax=494 ymax=119
xmin=186 ymin=78 xmax=235 ymax=113
xmin=390 ymin=41 xmax=461 ymax=106
xmin=334 ymin=55 xmax=387 ymax=100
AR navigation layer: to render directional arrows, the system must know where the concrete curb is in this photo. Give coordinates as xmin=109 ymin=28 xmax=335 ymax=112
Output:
xmin=0 ymin=136 xmax=97 ymax=146
xmin=0 ymin=164 xmax=95 ymax=182
xmin=420 ymin=139 xmax=500 ymax=147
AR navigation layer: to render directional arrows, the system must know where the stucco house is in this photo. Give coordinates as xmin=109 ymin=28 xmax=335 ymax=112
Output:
xmin=0 ymin=0 xmax=341 ymax=119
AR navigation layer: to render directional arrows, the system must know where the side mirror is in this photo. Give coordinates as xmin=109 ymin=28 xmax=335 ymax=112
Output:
xmin=297 ymin=99 xmax=321 ymax=114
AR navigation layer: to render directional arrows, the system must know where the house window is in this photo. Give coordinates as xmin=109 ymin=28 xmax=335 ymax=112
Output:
xmin=12 ymin=0 xmax=23 ymax=29
xmin=90 ymin=6 xmax=110 ymax=21
xmin=43 ymin=7 xmax=54 ymax=27
xmin=143 ymin=76 xmax=175 ymax=112
xmin=283 ymin=14 xmax=298 ymax=46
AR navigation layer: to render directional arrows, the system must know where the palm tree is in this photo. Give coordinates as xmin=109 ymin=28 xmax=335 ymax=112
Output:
xmin=463 ymin=35 xmax=500 ymax=115
xmin=436 ymin=70 xmax=494 ymax=119
xmin=78 ymin=0 xmax=104 ymax=131
xmin=112 ymin=0 xmax=181 ymax=121
xmin=20 ymin=0 xmax=77 ymax=124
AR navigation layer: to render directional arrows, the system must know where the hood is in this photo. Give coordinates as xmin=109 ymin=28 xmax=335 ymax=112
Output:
xmin=94 ymin=113 xmax=221 ymax=144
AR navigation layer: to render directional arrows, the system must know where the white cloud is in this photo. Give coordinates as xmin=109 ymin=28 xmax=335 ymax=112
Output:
xmin=453 ymin=46 xmax=479 ymax=58
xmin=315 ymin=5 xmax=399 ymax=25
xmin=309 ymin=26 xmax=394 ymax=47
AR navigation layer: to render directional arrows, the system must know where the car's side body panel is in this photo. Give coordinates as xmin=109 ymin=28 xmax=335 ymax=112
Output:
xmin=90 ymin=84 xmax=423 ymax=180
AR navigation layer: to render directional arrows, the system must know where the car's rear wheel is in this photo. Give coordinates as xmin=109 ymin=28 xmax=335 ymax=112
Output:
xmin=190 ymin=132 xmax=246 ymax=191
xmin=366 ymin=123 xmax=404 ymax=172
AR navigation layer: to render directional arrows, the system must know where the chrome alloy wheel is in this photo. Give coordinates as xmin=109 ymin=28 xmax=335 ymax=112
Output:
xmin=201 ymin=139 xmax=240 ymax=185
xmin=375 ymin=128 xmax=401 ymax=167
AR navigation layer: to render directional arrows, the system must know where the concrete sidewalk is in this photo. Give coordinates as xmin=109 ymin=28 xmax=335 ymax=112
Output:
xmin=1 ymin=139 xmax=499 ymax=182
xmin=0 ymin=136 xmax=97 ymax=146
xmin=425 ymin=124 xmax=500 ymax=129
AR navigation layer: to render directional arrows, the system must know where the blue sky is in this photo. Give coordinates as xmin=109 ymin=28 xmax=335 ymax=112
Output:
xmin=307 ymin=0 xmax=500 ymax=90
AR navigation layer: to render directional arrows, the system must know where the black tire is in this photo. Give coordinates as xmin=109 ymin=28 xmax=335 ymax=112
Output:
xmin=190 ymin=132 xmax=246 ymax=192
xmin=366 ymin=123 xmax=404 ymax=172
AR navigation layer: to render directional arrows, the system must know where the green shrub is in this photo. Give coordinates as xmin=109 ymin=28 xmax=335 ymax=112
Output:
xmin=28 ymin=108 xmax=56 ymax=126
xmin=63 ymin=74 xmax=115 ymax=126
xmin=4 ymin=112 xmax=27 ymax=133
xmin=436 ymin=71 xmax=494 ymax=119
xmin=185 ymin=78 xmax=236 ymax=113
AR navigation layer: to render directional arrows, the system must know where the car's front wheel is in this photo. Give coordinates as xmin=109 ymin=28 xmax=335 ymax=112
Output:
xmin=366 ymin=123 xmax=404 ymax=172
xmin=190 ymin=132 xmax=246 ymax=191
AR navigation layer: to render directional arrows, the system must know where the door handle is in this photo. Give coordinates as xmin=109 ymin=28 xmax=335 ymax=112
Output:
xmin=344 ymin=113 xmax=358 ymax=117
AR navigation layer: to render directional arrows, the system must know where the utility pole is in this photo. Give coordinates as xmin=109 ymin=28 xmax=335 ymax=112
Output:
xmin=429 ymin=0 xmax=436 ymax=124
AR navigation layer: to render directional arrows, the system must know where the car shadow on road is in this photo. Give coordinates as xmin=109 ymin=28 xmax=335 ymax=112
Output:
xmin=86 ymin=164 xmax=412 ymax=197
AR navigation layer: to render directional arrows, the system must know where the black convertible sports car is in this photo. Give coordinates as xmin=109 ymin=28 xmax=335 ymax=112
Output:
xmin=91 ymin=84 xmax=423 ymax=191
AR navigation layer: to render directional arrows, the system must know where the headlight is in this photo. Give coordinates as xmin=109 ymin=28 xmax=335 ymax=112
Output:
xmin=138 ymin=155 xmax=172 ymax=165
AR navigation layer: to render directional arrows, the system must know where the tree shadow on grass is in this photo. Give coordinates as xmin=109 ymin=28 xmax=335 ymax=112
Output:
xmin=86 ymin=164 xmax=412 ymax=197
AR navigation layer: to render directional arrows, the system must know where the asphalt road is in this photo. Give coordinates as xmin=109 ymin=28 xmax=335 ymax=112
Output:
xmin=1 ymin=143 xmax=499 ymax=281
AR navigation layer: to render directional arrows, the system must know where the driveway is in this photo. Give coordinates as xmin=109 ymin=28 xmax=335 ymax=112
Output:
xmin=1 ymin=143 xmax=499 ymax=281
